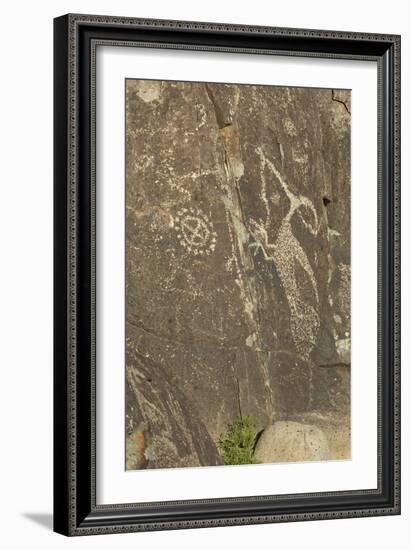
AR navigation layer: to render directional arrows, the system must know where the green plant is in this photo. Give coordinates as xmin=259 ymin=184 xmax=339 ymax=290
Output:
xmin=218 ymin=415 xmax=259 ymax=465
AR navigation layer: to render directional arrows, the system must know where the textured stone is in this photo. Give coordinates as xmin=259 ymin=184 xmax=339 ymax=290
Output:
xmin=125 ymin=80 xmax=351 ymax=468
xmin=254 ymin=421 xmax=330 ymax=463
xmin=126 ymin=429 xmax=147 ymax=470
xmin=126 ymin=336 xmax=222 ymax=469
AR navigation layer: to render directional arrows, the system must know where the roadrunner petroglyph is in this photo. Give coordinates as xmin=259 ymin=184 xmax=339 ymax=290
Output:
xmin=249 ymin=148 xmax=320 ymax=359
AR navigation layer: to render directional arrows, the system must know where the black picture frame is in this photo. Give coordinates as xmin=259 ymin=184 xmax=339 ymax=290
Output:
xmin=53 ymin=13 xmax=401 ymax=536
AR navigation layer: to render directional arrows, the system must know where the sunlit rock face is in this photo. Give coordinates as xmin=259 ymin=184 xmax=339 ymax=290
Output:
xmin=125 ymin=79 xmax=351 ymax=469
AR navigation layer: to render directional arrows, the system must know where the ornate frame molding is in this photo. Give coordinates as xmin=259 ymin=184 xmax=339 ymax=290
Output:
xmin=54 ymin=13 xmax=400 ymax=536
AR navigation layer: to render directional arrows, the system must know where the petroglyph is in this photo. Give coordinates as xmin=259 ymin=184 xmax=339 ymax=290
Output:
xmin=284 ymin=118 xmax=298 ymax=136
xmin=196 ymin=103 xmax=208 ymax=128
xmin=249 ymin=148 xmax=320 ymax=359
xmin=337 ymin=263 xmax=351 ymax=320
xmin=174 ymin=207 xmax=217 ymax=255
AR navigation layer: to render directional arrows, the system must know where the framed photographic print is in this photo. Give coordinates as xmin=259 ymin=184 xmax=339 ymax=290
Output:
xmin=53 ymin=14 xmax=401 ymax=536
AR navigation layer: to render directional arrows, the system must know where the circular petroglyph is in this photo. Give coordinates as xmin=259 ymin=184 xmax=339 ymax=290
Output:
xmin=174 ymin=207 xmax=217 ymax=255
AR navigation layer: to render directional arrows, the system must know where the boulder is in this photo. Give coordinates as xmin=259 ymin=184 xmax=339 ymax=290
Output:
xmin=254 ymin=421 xmax=330 ymax=463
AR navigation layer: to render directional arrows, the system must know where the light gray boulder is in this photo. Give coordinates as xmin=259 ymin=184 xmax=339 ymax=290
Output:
xmin=254 ymin=421 xmax=330 ymax=463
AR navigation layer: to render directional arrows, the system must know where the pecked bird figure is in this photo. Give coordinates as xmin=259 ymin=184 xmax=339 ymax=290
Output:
xmin=248 ymin=148 xmax=320 ymax=360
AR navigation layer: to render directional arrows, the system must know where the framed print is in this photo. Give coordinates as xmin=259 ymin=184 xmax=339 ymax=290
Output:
xmin=53 ymin=14 xmax=401 ymax=536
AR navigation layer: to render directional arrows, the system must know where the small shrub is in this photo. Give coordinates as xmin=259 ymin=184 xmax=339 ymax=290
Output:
xmin=218 ymin=415 xmax=259 ymax=465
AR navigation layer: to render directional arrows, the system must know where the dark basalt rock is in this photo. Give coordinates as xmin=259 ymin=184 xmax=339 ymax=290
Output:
xmin=126 ymin=332 xmax=222 ymax=469
xmin=125 ymin=80 xmax=351 ymax=468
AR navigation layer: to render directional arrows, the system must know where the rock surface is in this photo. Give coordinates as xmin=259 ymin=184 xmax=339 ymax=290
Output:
xmin=125 ymin=80 xmax=351 ymax=468
xmin=126 ymin=336 xmax=222 ymax=468
xmin=254 ymin=421 xmax=330 ymax=463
